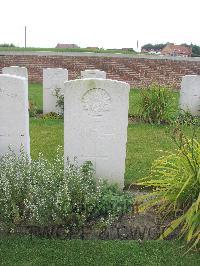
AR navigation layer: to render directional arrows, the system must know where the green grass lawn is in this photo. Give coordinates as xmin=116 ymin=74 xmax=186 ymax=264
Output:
xmin=0 ymin=236 xmax=199 ymax=266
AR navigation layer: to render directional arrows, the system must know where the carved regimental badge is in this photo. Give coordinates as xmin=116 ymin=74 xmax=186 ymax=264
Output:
xmin=82 ymin=88 xmax=111 ymax=116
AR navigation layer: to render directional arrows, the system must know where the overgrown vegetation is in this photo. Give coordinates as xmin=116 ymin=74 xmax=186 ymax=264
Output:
xmin=139 ymin=84 xmax=176 ymax=124
xmin=0 ymin=149 xmax=133 ymax=234
xmin=136 ymin=127 xmax=200 ymax=250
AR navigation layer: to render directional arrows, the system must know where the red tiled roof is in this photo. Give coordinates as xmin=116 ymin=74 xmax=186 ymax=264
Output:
xmin=161 ymin=44 xmax=192 ymax=56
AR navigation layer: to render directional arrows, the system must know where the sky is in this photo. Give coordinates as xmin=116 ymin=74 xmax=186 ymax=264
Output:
xmin=1 ymin=0 xmax=200 ymax=51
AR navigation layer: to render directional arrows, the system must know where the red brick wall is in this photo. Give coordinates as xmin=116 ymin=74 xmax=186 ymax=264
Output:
xmin=0 ymin=52 xmax=200 ymax=88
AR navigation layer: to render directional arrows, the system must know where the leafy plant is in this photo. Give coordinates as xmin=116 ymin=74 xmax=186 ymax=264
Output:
xmin=0 ymin=149 xmax=133 ymax=233
xmin=136 ymin=128 xmax=200 ymax=250
xmin=42 ymin=112 xmax=62 ymax=120
xmin=29 ymin=99 xmax=38 ymax=117
xmin=55 ymin=88 xmax=64 ymax=116
xmin=139 ymin=84 xmax=175 ymax=124
xmin=175 ymin=110 xmax=200 ymax=127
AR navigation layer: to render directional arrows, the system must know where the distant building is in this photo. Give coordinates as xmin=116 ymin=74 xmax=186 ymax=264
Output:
xmin=161 ymin=44 xmax=192 ymax=57
xmin=86 ymin=47 xmax=99 ymax=49
xmin=55 ymin=43 xmax=79 ymax=49
xmin=122 ymin=48 xmax=134 ymax=52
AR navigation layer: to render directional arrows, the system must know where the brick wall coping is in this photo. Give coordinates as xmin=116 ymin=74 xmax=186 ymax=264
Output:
xmin=1 ymin=51 xmax=200 ymax=62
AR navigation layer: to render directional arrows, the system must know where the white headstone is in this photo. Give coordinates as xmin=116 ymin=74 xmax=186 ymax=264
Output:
xmin=81 ymin=69 xmax=106 ymax=79
xmin=180 ymin=75 xmax=200 ymax=116
xmin=64 ymin=79 xmax=130 ymax=188
xmin=2 ymin=66 xmax=28 ymax=80
xmin=0 ymin=74 xmax=30 ymax=157
xmin=43 ymin=68 xmax=68 ymax=114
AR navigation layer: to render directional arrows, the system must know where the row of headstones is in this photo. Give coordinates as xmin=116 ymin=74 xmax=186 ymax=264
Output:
xmin=1 ymin=66 xmax=200 ymax=116
xmin=44 ymin=69 xmax=200 ymax=116
xmin=0 ymin=70 xmax=128 ymax=188
xmin=1 ymin=66 xmax=106 ymax=114
xmin=0 ymin=66 xmax=199 ymax=188
xmin=43 ymin=68 xmax=106 ymax=114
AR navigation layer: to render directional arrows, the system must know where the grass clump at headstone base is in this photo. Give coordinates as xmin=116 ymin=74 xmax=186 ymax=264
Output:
xmin=0 ymin=237 xmax=200 ymax=266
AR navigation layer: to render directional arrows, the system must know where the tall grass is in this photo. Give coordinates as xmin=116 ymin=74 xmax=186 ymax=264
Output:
xmin=139 ymin=84 xmax=177 ymax=124
xmin=136 ymin=127 xmax=200 ymax=250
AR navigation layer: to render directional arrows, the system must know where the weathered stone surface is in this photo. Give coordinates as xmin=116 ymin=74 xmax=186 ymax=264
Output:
xmin=2 ymin=66 xmax=28 ymax=79
xmin=81 ymin=69 xmax=106 ymax=79
xmin=64 ymin=79 xmax=129 ymax=188
xmin=43 ymin=68 xmax=68 ymax=114
xmin=0 ymin=74 xmax=30 ymax=157
xmin=180 ymin=75 xmax=200 ymax=116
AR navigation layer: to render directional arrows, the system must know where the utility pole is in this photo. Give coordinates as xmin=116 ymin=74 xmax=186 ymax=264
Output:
xmin=137 ymin=40 xmax=139 ymax=52
xmin=25 ymin=26 xmax=27 ymax=48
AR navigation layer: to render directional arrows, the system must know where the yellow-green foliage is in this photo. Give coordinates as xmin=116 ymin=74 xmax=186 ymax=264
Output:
xmin=137 ymin=130 xmax=200 ymax=249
